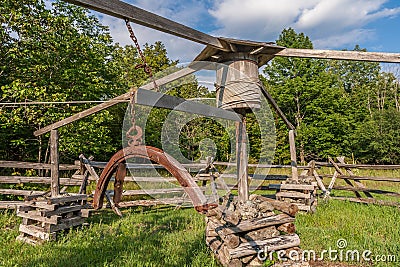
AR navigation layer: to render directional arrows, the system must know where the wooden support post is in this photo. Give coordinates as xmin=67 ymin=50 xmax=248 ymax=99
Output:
xmin=288 ymin=130 xmax=298 ymax=180
xmin=50 ymin=130 xmax=60 ymax=197
xmin=236 ymin=115 xmax=248 ymax=202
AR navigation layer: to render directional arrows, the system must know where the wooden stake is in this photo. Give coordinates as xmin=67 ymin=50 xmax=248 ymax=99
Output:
xmin=288 ymin=130 xmax=298 ymax=180
xmin=50 ymin=130 xmax=59 ymax=197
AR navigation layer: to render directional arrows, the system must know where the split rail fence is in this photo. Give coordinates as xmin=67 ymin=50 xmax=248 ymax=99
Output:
xmin=1 ymin=157 xmax=399 ymax=211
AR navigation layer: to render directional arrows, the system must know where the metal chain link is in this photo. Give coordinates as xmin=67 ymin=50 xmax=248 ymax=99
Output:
xmin=125 ymin=19 xmax=159 ymax=91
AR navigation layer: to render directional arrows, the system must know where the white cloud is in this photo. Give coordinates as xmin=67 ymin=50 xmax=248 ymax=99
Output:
xmin=209 ymin=0 xmax=400 ymax=48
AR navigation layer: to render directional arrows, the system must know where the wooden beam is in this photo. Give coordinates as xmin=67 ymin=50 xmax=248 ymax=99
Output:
xmin=34 ymin=63 xmax=207 ymax=136
xmin=0 ymin=161 xmax=78 ymax=170
xmin=275 ymin=48 xmax=400 ymax=63
xmin=64 ymin=0 xmax=226 ymax=50
xmin=50 ymin=130 xmax=60 ymax=197
xmin=236 ymin=116 xmax=249 ymax=202
xmin=259 ymin=83 xmax=295 ymax=130
xmin=288 ymin=130 xmax=298 ymax=180
xmin=135 ymin=88 xmax=241 ymax=122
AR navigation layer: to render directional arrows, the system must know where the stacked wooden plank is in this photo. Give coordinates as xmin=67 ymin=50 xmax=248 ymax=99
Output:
xmin=16 ymin=194 xmax=88 ymax=244
xmin=205 ymin=194 xmax=305 ymax=266
xmin=276 ymin=179 xmax=318 ymax=213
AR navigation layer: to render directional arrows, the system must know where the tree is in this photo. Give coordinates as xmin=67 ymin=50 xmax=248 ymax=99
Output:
xmin=0 ymin=0 xmax=122 ymax=162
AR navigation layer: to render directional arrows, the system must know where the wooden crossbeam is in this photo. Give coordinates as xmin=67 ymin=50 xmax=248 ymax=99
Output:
xmin=64 ymin=0 xmax=226 ymax=50
xmin=275 ymin=48 xmax=400 ymax=63
xmin=136 ymin=88 xmax=241 ymax=121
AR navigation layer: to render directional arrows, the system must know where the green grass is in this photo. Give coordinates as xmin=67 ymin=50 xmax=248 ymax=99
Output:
xmin=1 ymin=167 xmax=399 ymax=266
xmin=296 ymin=200 xmax=400 ymax=266
xmin=0 ymin=207 xmax=218 ymax=267
xmin=1 ymin=200 xmax=399 ymax=266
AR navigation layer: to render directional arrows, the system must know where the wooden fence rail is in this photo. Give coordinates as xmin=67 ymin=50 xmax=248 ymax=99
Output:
xmin=1 ymin=158 xmax=400 ymax=210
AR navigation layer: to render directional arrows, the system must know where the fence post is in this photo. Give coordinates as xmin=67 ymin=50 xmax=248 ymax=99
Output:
xmin=289 ymin=130 xmax=298 ymax=180
xmin=50 ymin=129 xmax=60 ymax=197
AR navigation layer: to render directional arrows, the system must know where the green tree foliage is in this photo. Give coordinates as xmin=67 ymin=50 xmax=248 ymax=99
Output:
xmin=264 ymin=28 xmax=400 ymax=164
xmin=0 ymin=0 xmax=122 ymax=162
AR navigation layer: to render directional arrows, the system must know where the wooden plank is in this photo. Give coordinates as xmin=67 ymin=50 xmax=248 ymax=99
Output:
xmin=236 ymin=117 xmax=249 ymax=202
xmin=331 ymin=197 xmax=400 ymax=208
xmin=336 ymin=157 xmax=373 ymax=198
xmin=0 ymin=189 xmax=45 ymax=196
xmin=260 ymin=83 xmax=295 ymax=130
xmin=0 ymin=161 xmax=78 ymax=170
xmin=276 ymin=184 xmax=315 ymax=191
xmin=227 ymin=234 xmax=300 ymax=259
xmin=332 ymin=186 xmax=400 ymax=197
xmin=50 ymin=130 xmax=60 ymax=197
xmin=216 ymin=214 xmax=295 ymax=237
xmin=321 ymin=175 xmax=400 ymax=182
xmin=276 ymin=191 xmax=311 ymax=199
xmin=275 ymin=48 xmax=400 ymax=63
xmin=135 ymin=88 xmax=241 ymax=122
xmin=19 ymin=224 xmax=56 ymax=240
xmin=41 ymin=205 xmax=85 ymax=217
xmin=64 ymin=0 xmax=226 ymax=49
xmin=0 ymin=176 xmax=81 ymax=185
xmin=0 ymin=201 xmax=24 ymax=209
xmin=47 ymin=194 xmax=87 ymax=204
xmin=314 ymin=162 xmax=400 ymax=170
xmin=34 ymin=64 xmax=204 ymax=136
xmin=117 ymin=198 xmax=192 ymax=208
xmin=47 ymin=217 xmax=85 ymax=232
xmin=16 ymin=211 xmax=60 ymax=224
xmin=288 ymin=130 xmax=298 ymax=180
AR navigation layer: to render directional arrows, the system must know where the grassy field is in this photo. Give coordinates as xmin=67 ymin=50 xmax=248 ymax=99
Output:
xmin=0 ymin=199 xmax=399 ymax=267
xmin=0 ymin=167 xmax=399 ymax=266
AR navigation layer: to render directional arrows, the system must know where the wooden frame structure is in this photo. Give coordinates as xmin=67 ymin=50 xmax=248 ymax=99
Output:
xmin=33 ymin=0 xmax=400 ymax=209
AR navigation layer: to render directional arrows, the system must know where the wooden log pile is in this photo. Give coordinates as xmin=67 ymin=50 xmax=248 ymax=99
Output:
xmin=205 ymin=194 xmax=307 ymax=266
xmin=276 ymin=179 xmax=318 ymax=213
xmin=16 ymin=193 xmax=89 ymax=245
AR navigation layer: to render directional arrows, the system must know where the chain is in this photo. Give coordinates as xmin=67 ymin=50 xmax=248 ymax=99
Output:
xmin=125 ymin=19 xmax=159 ymax=92
xmin=126 ymin=87 xmax=143 ymax=147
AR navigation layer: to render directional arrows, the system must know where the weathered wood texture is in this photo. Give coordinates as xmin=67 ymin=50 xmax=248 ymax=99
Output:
xmin=275 ymin=48 xmax=400 ymax=63
xmin=0 ymin=161 xmax=78 ymax=170
xmin=50 ymin=130 xmax=60 ymax=197
xmin=236 ymin=117 xmax=249 ymax=202
xmin=288 ymin=130 xmax=298 ymax=180
xmin=64 ymin=0 xmax=226 ymax=49
xmin=16 ymin=194 xmax=88 ymax=244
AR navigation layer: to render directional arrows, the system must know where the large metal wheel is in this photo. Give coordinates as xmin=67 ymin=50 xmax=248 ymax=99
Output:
xmin=93 ymin=145 xmax=216 ymax=213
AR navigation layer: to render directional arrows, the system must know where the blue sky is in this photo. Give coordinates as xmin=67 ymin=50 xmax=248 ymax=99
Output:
xmin=88 ymin=0 xmax=400 ymax=63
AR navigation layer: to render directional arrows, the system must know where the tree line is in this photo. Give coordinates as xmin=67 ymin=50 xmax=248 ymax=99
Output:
xmin=1 ymin=0 xmax=399 ymax=165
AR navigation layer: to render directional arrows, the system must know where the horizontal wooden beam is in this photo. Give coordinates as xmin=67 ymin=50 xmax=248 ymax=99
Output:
xmin=275 ymin=48 xmax=400 ymax=63
xmin=64 ymin=0 xmax=226 ymax=50
xmin=135 ymin=88 xmax=241 ymax=121
xmin=0 ymin=160 xmax=78 ymax=170
xmin=34 ymin=64 xmax=205 ymax=136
